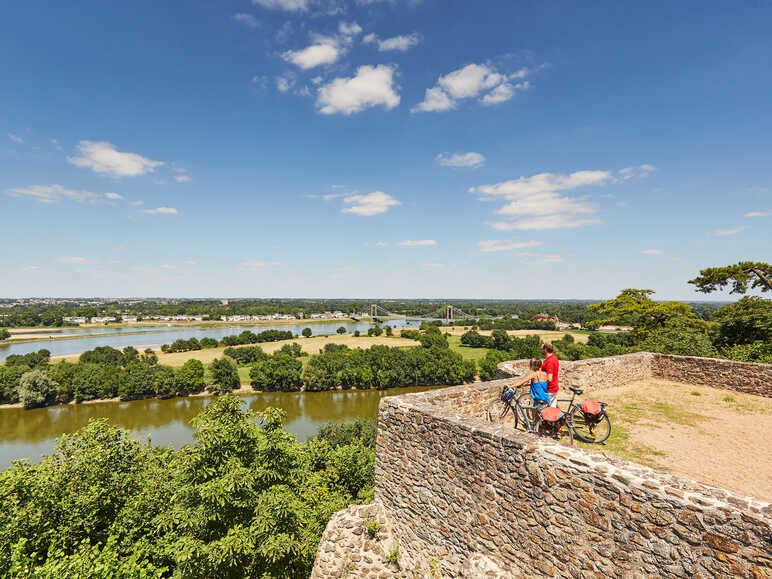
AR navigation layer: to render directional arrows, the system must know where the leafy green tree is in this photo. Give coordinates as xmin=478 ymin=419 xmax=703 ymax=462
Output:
xmin=177 ymin=359 xmax=205 ymax=394
xmin=587 ymin=289 xmax=703 ymax=336
xmin=478 ymin=350 xmax=509 ymax=381
xmin=208 ymin=357 xmax=240 ymax=394
xmin=367 ymin=326 xmax=383 ymax=337
xmin=638 ymin=319 xmax=717 ymax=358
xmin=278 ymin=342 xmax=305 ymax=358
xmin=384 ymin=325 xmax=393 ymax=336
xmin=0 ymin=328 xmax=10 ymax=341
xmin=80 ymin=346 xmax=123 ymax=366
xmin=0 ymin=364 xmax=28 ymax=404
xmin=336 ymin=326 xmax=346 ymax=334
xmin=18 ymin=368 xmax=57 ymax=408
xmin=689 ymin=261 xmax=771 ymax=294
xmin=153 ymin=365 xmax=177 ymax=398
xmin=353 ymin=330 xmax=360 ymax=337
xmin=712 ymin=296 xmax=772 ymax=348
xmin=302 ymin=327 xmax=312 ymax=338
xmin=249 ymin=354 xmax=303 ymax=391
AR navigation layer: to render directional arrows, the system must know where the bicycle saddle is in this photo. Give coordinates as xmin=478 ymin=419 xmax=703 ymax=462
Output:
xmin=569 ymin=387 xmax=583 ymax=395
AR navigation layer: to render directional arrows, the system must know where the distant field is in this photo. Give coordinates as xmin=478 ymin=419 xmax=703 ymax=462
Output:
xmin=156 ymin=334 xmax=419 ymax=367
xmin=403 ymin=327 xmax=590 ymax=344
xmin=446 ymin=335 xmax=496 ymax=362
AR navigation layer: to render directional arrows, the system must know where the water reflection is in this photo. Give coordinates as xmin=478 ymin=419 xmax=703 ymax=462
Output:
xmin=0 ymin=320 xmax=421 ymax=361
xmin=0 ymin=385 xmax=438 ymax=467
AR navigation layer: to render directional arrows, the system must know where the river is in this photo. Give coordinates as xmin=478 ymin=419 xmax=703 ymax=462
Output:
xmin=0 ymin=385 xmax=438 ymax=468
xmin=0 ymin=319 xmax=422 ymax=361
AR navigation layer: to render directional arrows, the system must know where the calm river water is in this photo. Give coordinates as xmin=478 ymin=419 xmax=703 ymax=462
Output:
xmin=0 ymin=385 xmax=438 ymax=468
xmin=0 ymin=319 xmax=421 ymax=361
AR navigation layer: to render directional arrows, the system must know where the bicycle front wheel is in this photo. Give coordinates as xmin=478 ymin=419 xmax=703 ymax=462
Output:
xmin=569 ymin=407 xmax=611 ymax=443
xmin=516 ymin=392 xmax=539 ymax=433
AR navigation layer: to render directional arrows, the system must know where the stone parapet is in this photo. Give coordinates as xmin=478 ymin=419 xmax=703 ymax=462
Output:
xmin=651 ymin=354 xmax=772 ymax=398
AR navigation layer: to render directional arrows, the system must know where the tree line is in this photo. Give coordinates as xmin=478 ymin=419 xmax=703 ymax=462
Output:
xmin=161 ymin=329 xmax=295 ymax=353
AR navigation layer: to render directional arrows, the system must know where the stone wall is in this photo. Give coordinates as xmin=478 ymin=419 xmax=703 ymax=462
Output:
xmin=374 ymin=385 xmax=772 ymax=578
xmin=313 ymin=354 xmax=772 ymax=578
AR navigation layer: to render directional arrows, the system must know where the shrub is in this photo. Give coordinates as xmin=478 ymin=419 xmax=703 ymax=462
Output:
xmin=302 ymin=327 xmax=312 ymax=338
xmin=336 ymin=326 xmax=346 ymax=334
xmin=177 ymin=359 xmax=205 ymax=394
xmin=18 ymin=368 xmax=56 ymax=408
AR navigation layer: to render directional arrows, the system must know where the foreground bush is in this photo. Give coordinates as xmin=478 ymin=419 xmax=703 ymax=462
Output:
xmin=0 ymin=396 xmax=375 ymax=578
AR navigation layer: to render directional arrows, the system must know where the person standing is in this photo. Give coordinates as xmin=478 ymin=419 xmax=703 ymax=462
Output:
xmin=541 ymin=342 xmax=560 ymax=407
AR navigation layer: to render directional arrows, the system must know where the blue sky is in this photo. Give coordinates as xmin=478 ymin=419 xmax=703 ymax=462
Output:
xmin=1 ymin=0 xmax=770 ymax=300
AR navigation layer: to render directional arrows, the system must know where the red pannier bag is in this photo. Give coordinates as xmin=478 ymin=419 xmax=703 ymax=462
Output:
xmin=581 ymin=400 xmax=601 ymax=416
xmin=540 ymin=407 xmax=563 ymax=422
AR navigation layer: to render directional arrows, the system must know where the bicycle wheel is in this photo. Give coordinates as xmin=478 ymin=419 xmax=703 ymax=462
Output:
xmin=516 ymin=392 xmax=538 ymax=433
xmin=569 ymin=406 xmax=611 ymax=443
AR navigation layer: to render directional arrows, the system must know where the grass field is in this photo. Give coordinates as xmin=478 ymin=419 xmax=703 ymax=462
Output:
xmin=156 ymin=334 xmax=419 ymax=367
xmin=433 ymin=326 xmax=589 ymax=344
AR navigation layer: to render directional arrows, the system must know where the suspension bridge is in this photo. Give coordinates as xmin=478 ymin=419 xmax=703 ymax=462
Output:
xmin=360 ymin=304 xmax=490 ymax=324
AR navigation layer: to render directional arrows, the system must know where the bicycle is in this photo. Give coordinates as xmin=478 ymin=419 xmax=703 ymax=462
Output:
xmin=549 ymin=387 xmax=611 ymax=444
xmin=488 ymin=385 xmax=539 ymax=433
xmin=491 ymin=386 xmax=574 ymax=445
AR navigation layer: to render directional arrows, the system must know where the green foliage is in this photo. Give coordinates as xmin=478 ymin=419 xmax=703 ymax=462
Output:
xmin=0 ymin=398 xmax=374 ymax=578
xmin=353 ymin=330 xmax=360 ymax=337
xmin=689 ymin=261 xmax=771 ymax=294
xmin=713 ymin=296 xmax=772 ymax=348
xmin=386 ymin=544 xmax=399 ymax=565
xmin=366 ymin=519 xmax=381 ymax=538
xmin=177 ymin=359 xmax=205 ymax=394
xmin=224 ymin=345 xmax=269 ymax=365
xmin=5 ymin=349 xmax=50 ymax=368
xmin=336 ymin=326 xmax=346 ymax=334
xmin=637 ymin=320 xmax=717 ymax=358
xmin=153 ymin=365 xmax=177 ymax=398
xmin=477 ymin=350 xmax=509 ymax=381
xmin=721 ymin=341 xmax=772 ymax=363
xmin=418 ymin=327 xmax=448 ymax=348
xmin=207 ymin=357 xmax=240 ymax=393
xmin=220 ymin=329 xmax=294 ymax=347
xmin=18 ymin=368 xmax=56 ymax=408
xmin=400 ymin=329 xmax=420 ymax=340
xmin=278 ymin=342 xmax=305 ymax=358
xmin=249 ymin=354 xmax=303 ymax=391
xmin=0 ymin=364 xmax=28 ymax=404
xmin=367 ymin=326 xmax=383 ymax=337
xmin=80 ymin=346 xmax=123 ymax=366
xmin=315 ymin=419 xmax=377 ymax=449
xmin=0 ymin=328 xmax=10 ymax=341
xmin=587 ymin=289 xmax=703 ymax=336
xmin=199 ymin=337 xmax=219 ymax=349
xmin=384 ymin=325 xmax=393 ymax=336
xmin=302 ymin=327 xmax=313 ymax=338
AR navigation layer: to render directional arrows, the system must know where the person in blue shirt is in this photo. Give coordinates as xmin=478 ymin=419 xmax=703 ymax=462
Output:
xmin=514 ymin=358 xmax=551 ymax=416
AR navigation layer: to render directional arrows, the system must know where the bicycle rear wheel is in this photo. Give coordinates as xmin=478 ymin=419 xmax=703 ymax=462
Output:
xmin=569 ymin=407 xmax=611 ymax=443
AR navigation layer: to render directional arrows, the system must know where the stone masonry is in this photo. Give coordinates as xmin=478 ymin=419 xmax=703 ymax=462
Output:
xmin=312 ymin=354 xmax=772 ymax=578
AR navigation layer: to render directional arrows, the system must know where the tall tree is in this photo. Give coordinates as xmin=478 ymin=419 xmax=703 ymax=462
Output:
xmin=689 ymin=261 xmax=771 ymax=294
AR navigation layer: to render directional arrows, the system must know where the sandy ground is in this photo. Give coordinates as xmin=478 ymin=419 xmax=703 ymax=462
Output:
xmin=568 ymin=379 xmax=772 ymax=501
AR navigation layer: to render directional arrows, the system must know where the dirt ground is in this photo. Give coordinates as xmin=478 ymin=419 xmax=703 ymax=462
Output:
xmin=562 ymin=379 xmax=772 ymax=501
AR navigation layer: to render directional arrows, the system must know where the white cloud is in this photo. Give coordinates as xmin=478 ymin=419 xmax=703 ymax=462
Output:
xmin=489 ymin=215 xmax=602 ymax=231
xmin=130 ymin=200 xmax=144 ymax=207
xmin=364 ymin=33 xmax=420 ymax=52
xmin=412 ymin=64 xmax=532 ymax=113
xmin=342 ymin=191 xmax=401 ymax=216
xmin=375 ymin=241 xmax=389 ymax=247
xmin=174 ymin=174 xmax=192 ymax=183
xmin=520 ymin=253 xmax=563 ymax=264
xmin=22 ymin=265 xmax=41 ymax=272
xmin=641 ymin=249 xmax=664 ymax=255
xmin=8 ymin=132 xmax=23 ymax=143
xmin=397 ymin=239 xmax=437 ymax=247
xmin=338 ymin=21 xmax=362 ymax=36
xmin=233 ymin=13 xmax=260 ymax=28
xmin=104 ymin=192 xmax=124 ymax=200
xmin=8 ymin=184 xmax=100 ymax=204
xmin=477 ymin=239 xmax=543 ymax=253
xmin=142 ymin=207 xmax=178 ymax=215
xmin=435 ymin=152 xmax=485 ymax=169
xmin=618 ymin=164 xmax=656 ymax=180
xmin=713 ymin=226 xmax=748 ymax=236
xmin=252 ymin=0 xmax=307 ymax=11
xmin=68 ymin=141 xmax=163 ymax=177
xmin=317 ymin=65 xmax=400 ymax=115
xmin=471 ymin=170 xmax=612 ymax=199
xmin=283 ymin=42 xmax=341 ymax=69
xmin=276 ymin=74 xmax=296 ymax=92
xmin=745 ymin=210 xmax=771 ymax=217
xmin=238 ymin=260 xmax=281 ymax=270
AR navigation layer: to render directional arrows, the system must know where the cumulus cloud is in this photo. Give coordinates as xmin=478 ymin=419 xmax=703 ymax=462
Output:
xmin=317 ymin=65 xmax=400 ymax=115
xmin=142 ymin=207 xmax=178 ymax=215
xmin=641 ymin=249 xmax=664 ymax=255
xmin=471 ymin=170 xmax=613 ymax=231
xmin=276 ymin=73 xmax=296 ymax=92
xmin=397 ymin=239 xmax=437 ymax=247
xmin=745 ymin=210 xmax=771 ymax=217
xmin=618 ymin=164 xmax=656 ymax=180
xmin=252 ymin=0 xmax=307 ymax=10
xmin=233 ymin=13 xmax=260 ymax=28
xmin=364 ymin=32 xmax=420 ymax=52
xmin=7 ymin=184 xmax=100 ymax=203
xmin=8 ymin=132 xmax=23 ymax=143
xmin=338 ymin=21 xmax=362 ymax=36
xmin=375 ymin=241 xmax=389 ymax=247
xmin=68 ymin=141 xmax=163 ymax=177
xmin=342 ymin=191 xmax=401 ymax=216
xmin=713 ymin=226 xmax=748 ymax=236
xmin=174 ymin=174 xmax=192 ymax=183
xmin=104 ymin=192 xmax=124 ymax=200
xmin=283 ymin=42 xmax=341 ymax=69
xmin=435 ymin=152 xmax=485 ymax=169
xmin=477 ymin=239 xmax=543 ymax=253
xmin=412 ymin=64 xmax=531 ymax=113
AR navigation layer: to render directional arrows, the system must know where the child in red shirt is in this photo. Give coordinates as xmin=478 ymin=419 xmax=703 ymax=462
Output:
xmin=541 ymin=341 xmax=559 ymax=407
